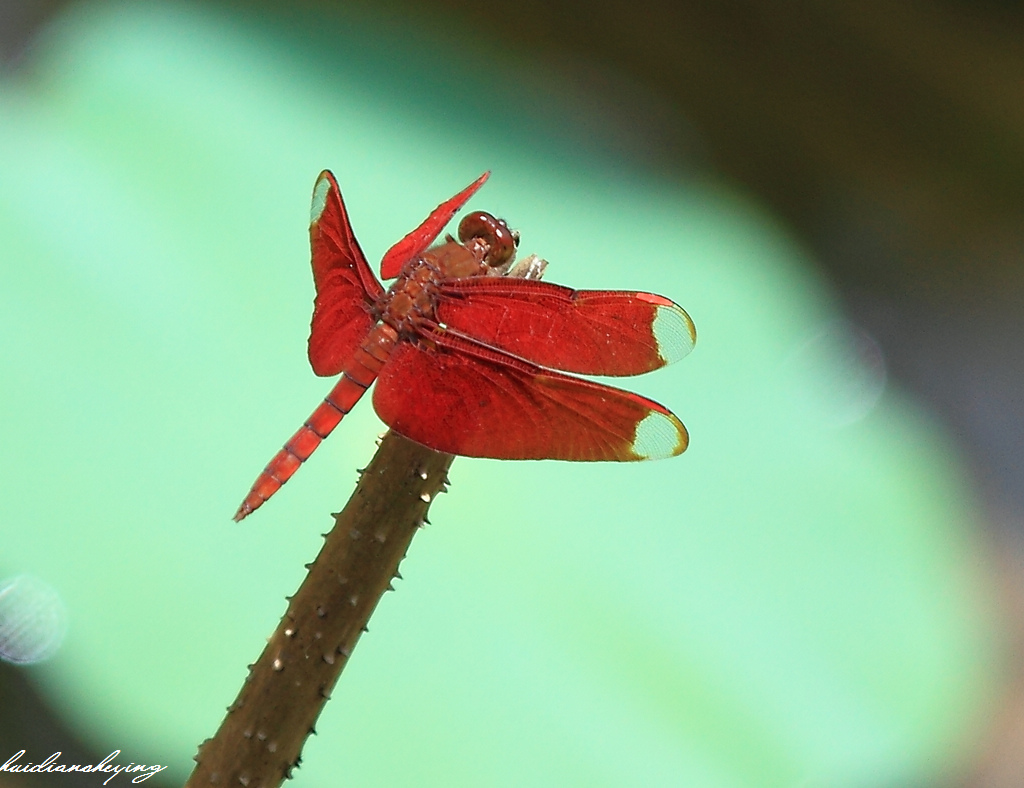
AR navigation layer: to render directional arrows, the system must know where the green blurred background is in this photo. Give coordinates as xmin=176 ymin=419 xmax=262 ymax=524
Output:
xmin=1 ymin=1 xmax=1020 ymax=786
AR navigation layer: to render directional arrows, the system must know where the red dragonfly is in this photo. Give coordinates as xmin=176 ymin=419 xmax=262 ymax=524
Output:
xmin=234 ymin=171 xmax=696 ymax=520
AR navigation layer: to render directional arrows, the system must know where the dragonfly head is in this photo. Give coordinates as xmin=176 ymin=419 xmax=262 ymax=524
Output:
xmin=458 ymin=211 xmax=518 ymax=268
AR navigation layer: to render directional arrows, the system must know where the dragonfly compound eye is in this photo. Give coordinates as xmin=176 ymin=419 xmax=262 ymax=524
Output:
xmin=457 ymin=211 xmax=517 ymax=267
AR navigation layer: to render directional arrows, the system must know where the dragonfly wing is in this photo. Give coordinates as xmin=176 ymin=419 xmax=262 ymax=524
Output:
xmin=372 ymin=327 xmax=687 ymax=461
xmin=436 ymin=277 xmax=695 ymax=376
xmin=378 ymin=172 xmax=490 ymax=280
xmin=308 ymin=170 xmax=385 ymax=376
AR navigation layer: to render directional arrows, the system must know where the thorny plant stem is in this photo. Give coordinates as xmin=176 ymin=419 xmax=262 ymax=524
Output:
xmin=184 ymin=431 xmax=455 ymax=787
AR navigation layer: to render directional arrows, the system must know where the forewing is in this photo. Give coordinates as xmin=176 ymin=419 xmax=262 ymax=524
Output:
xmin=373 ymin=328 xmax=687 ymax=461
xmin=379 ymin=172 xmax=490 ymax=280
xmin=308 ymin=171 xmax=385 ymax=376
xmin=437 ymin=277 xmax=695 ymax=376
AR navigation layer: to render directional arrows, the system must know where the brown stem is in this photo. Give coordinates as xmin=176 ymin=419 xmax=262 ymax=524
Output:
xmin=184 ymin=431 xmax=454 ymax=787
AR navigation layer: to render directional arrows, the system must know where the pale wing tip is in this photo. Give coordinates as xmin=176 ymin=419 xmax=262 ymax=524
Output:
xmin=632 ymin=410 xmax=688 ymax=460
xmin=652 ymin=302 xmax=697 ymax=365
xmin=310 ymin=171 xmax=333 ymax=226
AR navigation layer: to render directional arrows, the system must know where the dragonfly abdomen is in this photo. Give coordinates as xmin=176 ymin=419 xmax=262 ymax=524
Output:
xmin=233 ymin=324 xmax=399 ymax=521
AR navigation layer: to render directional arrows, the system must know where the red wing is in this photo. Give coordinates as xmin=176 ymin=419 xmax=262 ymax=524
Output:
xmin=435 ymin=277 xmax=696 ymax=376
xmin=307 ymin=171 xmax=385 ymax=376
xmin=372 ymin=327 xmax=687 ymax=461
xmin=379 ymin=172 xmax=490 ymax=280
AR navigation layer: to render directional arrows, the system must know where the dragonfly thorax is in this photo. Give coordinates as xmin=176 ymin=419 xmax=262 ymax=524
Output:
xmin=378 ymin=240 xmax=490 ymax=335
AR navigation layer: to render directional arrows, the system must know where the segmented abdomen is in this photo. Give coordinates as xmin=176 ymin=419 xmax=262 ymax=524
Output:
xmin=233 ymin=324 xmax=399 ymax=521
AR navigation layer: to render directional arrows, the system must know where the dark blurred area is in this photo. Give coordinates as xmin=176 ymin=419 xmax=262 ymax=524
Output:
xmin=2 ymin=0 xmax=1022 ymax=785
xmin=0 ymin=665 xmax=117 ymax=788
